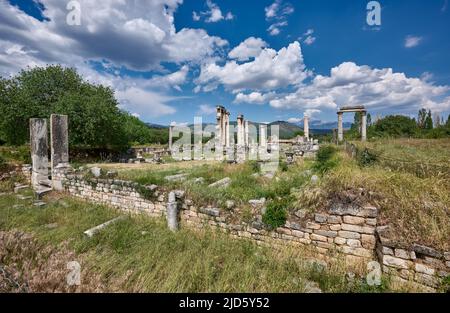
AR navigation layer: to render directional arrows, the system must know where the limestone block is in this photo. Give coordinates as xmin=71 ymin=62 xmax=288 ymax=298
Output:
xmin=415 ymin=263 xmax=435 ymax=275
xmin=411 ymin=244 xmax=442 ymax=258
xmin=343 ymin=216 xmax=365 ymax=225
xmin=338 ymin=230 xmax=361 ymax=239
xmin=334 ymin=237 xmax=346 ymax=245
xmin=341 ymin=223 xmax=375 ymax=234
xmin=306 ymin=222 xmax=321 ymax=230
xmin=382 ymin=255 xmax=413 ymax=269
xmin=314 ymin=213 xmax=328 ymax=223
xmin=208 ymin=177 xmax=231 ymax=188
xmin=314 ymin=229 xmax=337 ymax=238
xmin=361 ymin=234 xmax=376 ymax=249
xmin=346 ymin=239 xmax=362 ymax=248
xmin=327 ymin=215 xmax=342 ymax=224
xmin=329 ymin=224 xmax=341 ymax=231
xmin=310 ymin=234 xmax=327 ymax=242
xmin=395 ymin=248 xmax=415 ymax=260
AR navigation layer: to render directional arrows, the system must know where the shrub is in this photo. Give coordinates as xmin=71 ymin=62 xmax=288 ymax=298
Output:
xmin=357 ymin=148 xmax=378 ymax=167
xmin=313 ymin=145 xmax=338 ymax=174
xmin=262 ymin=199 xmax=288 ymax=229
xmin=279 ymin=160 xmax=288 ymax=172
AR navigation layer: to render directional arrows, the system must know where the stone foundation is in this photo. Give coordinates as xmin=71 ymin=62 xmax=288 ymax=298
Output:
xmin=20 ymin=165 xmax=450 ymax=292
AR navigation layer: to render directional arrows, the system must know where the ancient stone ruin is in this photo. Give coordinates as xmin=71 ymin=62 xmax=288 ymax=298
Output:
xmin=29 ymin=114 xmax=72 ymax=196
xmin=337 ymin=105 xmax=367 ymax=142
xmin=168 ymin=105 xmax=320 ymax=163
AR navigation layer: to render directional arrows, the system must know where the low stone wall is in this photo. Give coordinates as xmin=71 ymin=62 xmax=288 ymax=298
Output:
xmin=24 ymin=165 xmax=450 ymax=291
xmin=376 ymin=227 xmax=449 ymax=291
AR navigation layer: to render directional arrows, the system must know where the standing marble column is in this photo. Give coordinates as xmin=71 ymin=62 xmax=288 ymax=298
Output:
xmin=50 ymin=114 xmax=69 ymax=170
xmin=244 ymin=120 xmax=249 ymax=147
xmin=225 ymin=112 xmax=231 ymax=148
xmin=237 ymin=115 xmax=244 ymax=146
xmin=30 ymin=118 xmax=49 ymax=189
xmin=361 ymin=112 xmax=367 ymax=142
xmin=259 ymin=124 xmax=267 ymax=147
xmin=337 ymin=112 xmax=344 ymax=142
xmin=304 ymin=114 xmax=309 ymax=139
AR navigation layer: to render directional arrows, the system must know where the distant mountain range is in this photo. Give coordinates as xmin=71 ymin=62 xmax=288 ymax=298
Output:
xmin=145 ymin=120 xmax=353 ymax=139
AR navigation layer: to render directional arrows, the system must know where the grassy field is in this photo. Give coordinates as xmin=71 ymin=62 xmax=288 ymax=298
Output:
xmin=356 ymin=138 xmax=450 ymax=164
xmin=0 ymin=191 xmax=389 ymax=292
xmin=295 ymin=146 xmax=450 ymax=250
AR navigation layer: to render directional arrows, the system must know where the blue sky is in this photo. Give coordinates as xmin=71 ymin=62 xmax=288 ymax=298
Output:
xmin=1 ymin=0 xmax=450 ymax=125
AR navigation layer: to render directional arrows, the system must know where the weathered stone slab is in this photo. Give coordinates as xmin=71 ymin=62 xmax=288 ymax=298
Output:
xmin=382 ymin=255 xmax=412 ymax=269
xmin=30 ymin=118 xmax=49 ymax=189
xmin=165 ymin=173 xmax=188 ymax=182
xmin=199 ymin=207 xmax=220 ymax=217
xmin=50 ymin=114 xmax=69 ymax=170
xmin=338 ymin=230 xmax=360 ymax=239
xmin=411 ymin=244 xmax=442 ymax=258
xmin=328 ymin=203 xmax=377 ymax=218
xmin=208 ymin=177 xmax=231 ymax=188
xmin=249 ymin=198 xmax=266 ymax=207
xmin=84 ymin=216 xmax=126 ymax=237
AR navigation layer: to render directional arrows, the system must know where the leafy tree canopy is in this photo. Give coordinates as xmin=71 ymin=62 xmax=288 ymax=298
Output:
xmin=0 ymin=65 xmax=167 ymax=148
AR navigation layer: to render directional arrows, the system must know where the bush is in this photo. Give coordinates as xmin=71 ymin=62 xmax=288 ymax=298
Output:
xmin=279 ymin=160 xmax=288 ymax=172
xmin=357 ymin=148 xmax=378 ymax=167
xmin=313 ymin=145 xmax=338 ymax=174
xmin=262 ymin=199 xmax=288 ymax=229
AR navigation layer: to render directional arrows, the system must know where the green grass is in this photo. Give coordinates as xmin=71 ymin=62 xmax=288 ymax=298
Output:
xmin=0 ymin=192 xmax=389 ymax=292
xmin=113 ymin=161 xmax=313 ymax=209
xmin=296 ymin=150 xmax=450 ymax=250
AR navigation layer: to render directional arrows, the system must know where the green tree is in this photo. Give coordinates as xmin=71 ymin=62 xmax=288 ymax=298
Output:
xmin=425 ymin=110 xmax=433 ymax=130
xmin=0 ymin=65 xmax=164 ymax=148
xmin=417 ymin=108 xmax=427 ymax=129
xmin=374 ymin=115 xmax=418 ymax=137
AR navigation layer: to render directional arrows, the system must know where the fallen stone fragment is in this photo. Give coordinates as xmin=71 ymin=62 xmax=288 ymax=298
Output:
xmin=90 ymin=167 xmax=102 ymax=178
xmin=295 ymin=209 xmax=307 ymax=219
xmin=45 ymin=223 xmax=58 ymax=229
xmin=14 ymin=185 xmax=29 ymax=193
xmin=304 ymin=281 xmax=322 ymax=293
xmin=35 ymin=186 xmax=52 ymax=199
xmin=165 ymin=173 xmax=188 ymax=182
xmin=193 ymin=177 xmax=205 ymax=184
xmin=83 ymin=216 xmax=127 ymax=238
xmin=38 ymin=179 xmax=52 ymax=188
xmin=249 ymin=198 xmax=266 ymax=207
xmin=412 ymin=244 xmax=442 ymax=258
xmin=199 ymin=207 xmax=220 ymax=217
xmin=16 ymin=195 xmax=32 ymax=200
xmin=208 ymin=177 xmax=231 ymax=188
xmin=225 ymin=200 xmax=235 ymax=209
xmin=106 ymin=170 xmax=118 ymax=178
xmin=33 ymin=201 xmax=47 ymax=207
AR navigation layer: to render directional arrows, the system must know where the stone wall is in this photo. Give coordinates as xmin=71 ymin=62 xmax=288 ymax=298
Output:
xmin=376 ymin=226 xmax=449 ymax=291
xmin=24 ymin=165 xmax=449 ymax=292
